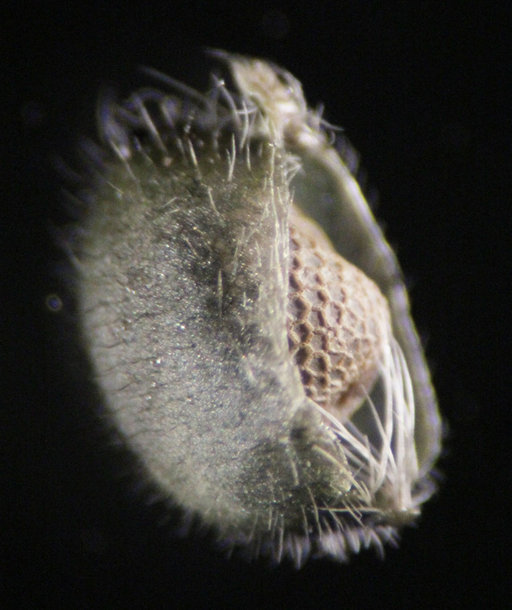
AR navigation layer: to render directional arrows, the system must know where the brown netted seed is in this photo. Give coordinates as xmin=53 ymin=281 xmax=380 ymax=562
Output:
xmin=287 ymin=207 xmax=391 ymax=422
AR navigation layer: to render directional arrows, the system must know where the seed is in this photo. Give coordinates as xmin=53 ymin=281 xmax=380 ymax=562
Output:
xmin=288 ymin=206 xmax=390 ymax=420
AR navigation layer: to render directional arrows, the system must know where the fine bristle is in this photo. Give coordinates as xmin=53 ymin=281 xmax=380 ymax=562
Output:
xmin=74 ymin=52 xmax=441 ymax=567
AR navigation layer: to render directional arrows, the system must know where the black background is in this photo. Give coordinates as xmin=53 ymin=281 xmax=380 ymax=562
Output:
xmin=5 ymin=2 xmax=510 ymax=608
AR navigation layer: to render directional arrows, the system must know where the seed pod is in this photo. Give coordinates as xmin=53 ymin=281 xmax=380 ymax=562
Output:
xmin=73 ymin=53 xmax=442 ymax=566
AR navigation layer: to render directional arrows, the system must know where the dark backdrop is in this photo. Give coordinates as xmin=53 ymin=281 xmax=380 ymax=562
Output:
xmin=5 ymin=3 xmax=509 ymax=608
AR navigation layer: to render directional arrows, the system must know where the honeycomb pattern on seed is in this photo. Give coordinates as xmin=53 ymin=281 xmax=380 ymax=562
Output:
xmin=287 ymin=208 xmax=391 ymax=420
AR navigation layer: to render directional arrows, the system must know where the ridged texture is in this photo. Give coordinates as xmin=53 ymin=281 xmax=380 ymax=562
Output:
xmin=288 ymin=208 xmax=390 ymax=421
